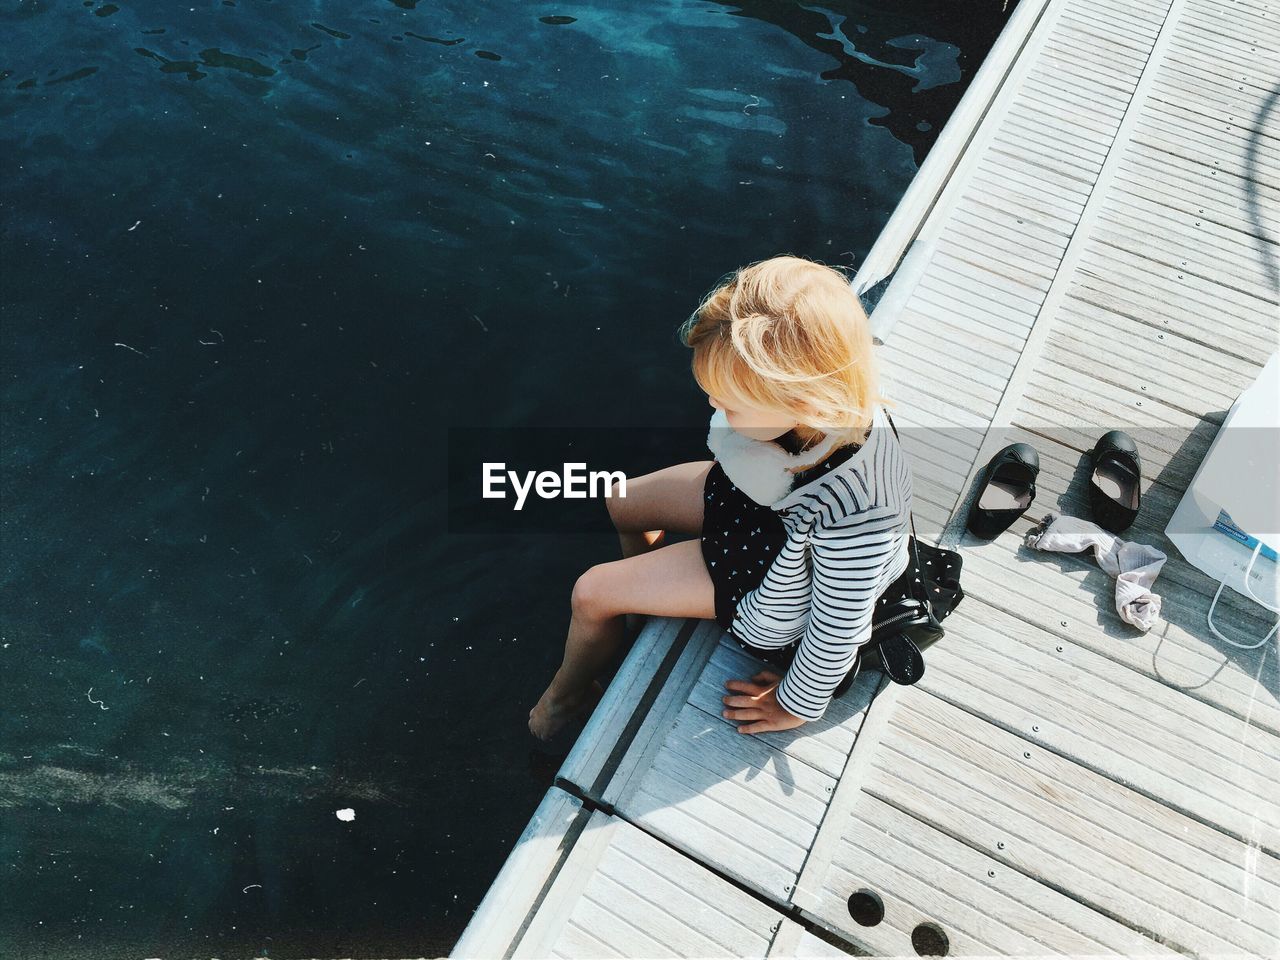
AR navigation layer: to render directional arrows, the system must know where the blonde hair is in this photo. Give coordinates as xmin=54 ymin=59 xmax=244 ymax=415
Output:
xmin=678 ymin=254 xmax=889 ymax=446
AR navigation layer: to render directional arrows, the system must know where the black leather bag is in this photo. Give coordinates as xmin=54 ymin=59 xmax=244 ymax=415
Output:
xmin=855 ymin=408 xmax=964 ymax=685
xmin=855 ymin=532 xmax=963 ymax=685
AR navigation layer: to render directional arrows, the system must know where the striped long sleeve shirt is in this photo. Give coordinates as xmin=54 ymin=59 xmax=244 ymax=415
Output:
xmin=726 ymin=403 xmax=913 ymax=721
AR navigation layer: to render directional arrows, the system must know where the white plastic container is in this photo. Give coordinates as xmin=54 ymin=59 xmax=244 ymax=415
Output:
xmin=1166 ymin=350 xmax=1280 ymax=648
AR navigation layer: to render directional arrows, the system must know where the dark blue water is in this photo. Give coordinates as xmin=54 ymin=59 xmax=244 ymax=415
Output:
xmin=1 ymin=1 xmax=1018 ymax=956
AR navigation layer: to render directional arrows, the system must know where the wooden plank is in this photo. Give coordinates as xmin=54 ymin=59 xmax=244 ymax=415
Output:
xmin=792 ymin=675 xmax=898 ymax=919
xmin=996 ymin=112 xmax=1110 ymax=178
xmin=924 ymin=247 xmax=1052 ymax=315
xmin=1149 ymin=62 xmax=1280 ymax=132
xmin=624 ymin=771 xmax=805 ymax=902
xmin=515 ymin=811 xmax=622 ymax=958
xmin=906 ymin=282 xmax=1037 ymax=352
xmin=952 ymin=534 xmax=1280 ymax=737
xmin=885 ymin=326 xmax=1016 ymax=394
xmin=1010 ymin=86 xmax=1123 ymax=142
xmin=1055 ymin=13 xmax=1160 ymax=54
xmin=1003 ymin=504 xmax=1280 ymax=642
xmin=690 ymin=639 xmax=879 ymax=779
xmin=885 ymin=330 xmax=1013 ymax=396
xmin=934 ymin=233 xmax=1061 ymax=295
xmin=1021 ymin=71 xmax=1127 ymax=125
xmin=605 ymin=635 xmax=882 ymax=904
xmin=558 ymin=615 xmax=693 ymax=795
xmin=1025 ymin=58 xmax=1141 ymax=106
xmin=514 ymin=810 xmax=788 ymax=958
xmin=452 ymin=787 xmax=588 ymax=960
xmin=1019 ymin=365 xmax=1241 ymax=481
xmin=919 ymin=597 xmax=1280 ymax=853
xmin=767 ymin=920 xmax=851 ymax=957
xmin=883 ymin=338 xmax=1007 ymax=409
xmin=941 ymin=214 xmax=1066 ymax=285
xmin=1130 ymin=117 xmax=1279 ymax=194
xmin=1116 ymin=133 xmax=1280 ymax=211
xmin=1076 ymin=0 xmax=1172 ymax=25
xmin=877 ymin=401 xmax=987 ymax=473
xmin=1010 ymin=393 xmax=1214 ymax=489
xmin=1092 ymin=205 xmax=1279 ymax=302
xmin=1112 ymin=150 xmax=1280 ymax=241
xmin=1180 ymin=2 xmax=1280 ymax=48
xmin=1059 ymin=7 xmax=1162 ymax=45
xmin=1045 ymin=298 xmax=1264 ymax=414
xmin=1154 ymin=55 xmax=1280 ymax=121
xmin=876 ymin=372 xmax=998 ymax=430
xmin=1005 ymin=94 xmax=1119 ymax=156
xmin=799 ymin=674 xmax=1168 ymax=957
xmin=1146 ymin=56 xmax=1280 ymax=129
xmin=600 ymin=619 xmax=725 ymax=807
xmin=805 ymin=792 xmax=1174 ymax=956
xmin=888 ymin=303 xmax=1028 ymax=371
xmin=987 ymin=138 xmax=1099 ymax=190
xmin=951 ymin=203 xmax=1071 ymax=268
xmin=868 ymin=688 xmax=1280 ymax=956
xmin=1072 ymin=242 xmax=1280 ymax=360
xmin=1131 ymin=105 xmax=1280 ymax=184
xmin=1041 ymin=35 xmax=1148 ymax=84
xmin=966 ymin=171 xmax=1084 ymax=236
xmin=853 ymin=0 xmax=1280 ymax=949
xmin=1168 ymin=22 xmax=1280 ymax=80
xmin=652 ymin=707 xmax=834 ymax=830
xmin=1162 ymin=39 xmax=1280 ymax=99
xmin=851 ymin=0 xmax=1054 ymax=300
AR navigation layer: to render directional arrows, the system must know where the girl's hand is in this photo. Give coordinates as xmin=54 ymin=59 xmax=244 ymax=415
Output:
xmin=722 ymin=670 xmax=807 ymax=735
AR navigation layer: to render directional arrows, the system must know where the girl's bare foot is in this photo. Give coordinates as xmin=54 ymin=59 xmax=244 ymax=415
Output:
xmin=528 ymin=679 xmax=605 ymax=741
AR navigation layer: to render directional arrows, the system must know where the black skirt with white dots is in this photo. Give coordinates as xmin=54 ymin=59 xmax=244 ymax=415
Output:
xmin=700 ymin=460 xmax=790 ymax=636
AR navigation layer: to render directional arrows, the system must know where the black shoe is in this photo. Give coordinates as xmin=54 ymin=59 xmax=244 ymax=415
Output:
xmin=1087 ymin=430 xmax=1141 ymax=532
xmin=966 ymin=443 xmax=1039 ymax=540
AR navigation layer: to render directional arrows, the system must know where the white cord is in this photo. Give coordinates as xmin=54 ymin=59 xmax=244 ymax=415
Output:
xmin=1206 ymin=539 xmax=1280 ymax=650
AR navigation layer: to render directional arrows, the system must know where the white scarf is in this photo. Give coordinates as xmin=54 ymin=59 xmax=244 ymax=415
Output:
xmin=706 ymin=408 xmax=846 ymax=508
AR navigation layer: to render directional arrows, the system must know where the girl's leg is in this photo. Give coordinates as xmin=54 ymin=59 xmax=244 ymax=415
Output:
xmin=529 ymin=538 xmax=716 ymax=740
xmin=607 ymin=460 xmax=713 ymax=559
xmin=607 ymin=459 xmax=714 ymax=635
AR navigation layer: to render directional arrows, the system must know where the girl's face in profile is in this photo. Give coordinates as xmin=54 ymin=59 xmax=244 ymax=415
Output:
xmin=708 ymin=393 xmax=798 ymax=442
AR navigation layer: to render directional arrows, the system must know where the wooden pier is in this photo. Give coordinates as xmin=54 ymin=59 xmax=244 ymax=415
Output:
xmin=454 ymin=0 xmax=1280 ymax=955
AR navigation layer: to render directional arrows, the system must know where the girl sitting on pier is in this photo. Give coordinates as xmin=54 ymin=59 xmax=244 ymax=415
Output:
xmin=529 ymin=254 xmax=914 ymax=741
